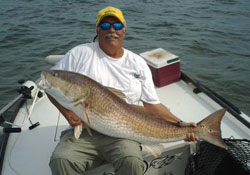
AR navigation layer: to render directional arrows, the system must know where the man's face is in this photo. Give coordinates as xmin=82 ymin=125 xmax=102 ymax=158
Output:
xmin=97 ymin=16 xmax=126 ymax=49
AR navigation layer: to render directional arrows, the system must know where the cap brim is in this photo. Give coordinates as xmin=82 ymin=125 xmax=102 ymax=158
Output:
xmin=96 ymin=14 xmax=125 ymax=26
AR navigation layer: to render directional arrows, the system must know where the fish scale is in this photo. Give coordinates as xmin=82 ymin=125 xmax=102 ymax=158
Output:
xmin=78 ymin=83 xmax=208 ymax=143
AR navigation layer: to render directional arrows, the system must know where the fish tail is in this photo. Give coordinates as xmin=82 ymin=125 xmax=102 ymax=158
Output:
xmin=196 ymin=109 xmax=228 ymax=149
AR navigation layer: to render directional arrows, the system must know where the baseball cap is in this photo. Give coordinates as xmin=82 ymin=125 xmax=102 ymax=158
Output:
xmin=96 ymin=6 xmax=126 ymax=27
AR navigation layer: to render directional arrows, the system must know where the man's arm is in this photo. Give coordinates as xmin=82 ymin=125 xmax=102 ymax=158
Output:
xmin=47 ymin=94 xmax=83 ymax=127
xmin=143 ymin=102 xmax=199 ymax=141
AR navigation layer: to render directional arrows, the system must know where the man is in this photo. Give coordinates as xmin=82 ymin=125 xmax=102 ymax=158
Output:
xmin=49 ymin=6 xmax=199 ymax=175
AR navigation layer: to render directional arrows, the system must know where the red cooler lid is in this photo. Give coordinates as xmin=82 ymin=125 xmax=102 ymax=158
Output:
xmin=140 ymin=48 xmax=180 ymax=69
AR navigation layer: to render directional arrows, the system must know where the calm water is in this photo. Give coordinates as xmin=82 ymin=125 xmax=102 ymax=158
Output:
xmin=0 ymin=0 xmax=250 ymax=116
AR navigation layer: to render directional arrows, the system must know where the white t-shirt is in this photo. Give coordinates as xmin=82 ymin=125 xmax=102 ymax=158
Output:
xmin=52 ymin=42 xmax=160 ymax=105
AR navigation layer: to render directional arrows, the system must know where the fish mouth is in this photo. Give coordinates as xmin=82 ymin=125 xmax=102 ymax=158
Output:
xmin=38 ymin=72 xmax=52 ymax=90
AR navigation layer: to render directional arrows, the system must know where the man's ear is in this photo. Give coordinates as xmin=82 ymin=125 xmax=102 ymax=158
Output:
xmin=122 ymin=27 xmax=126 ymax=35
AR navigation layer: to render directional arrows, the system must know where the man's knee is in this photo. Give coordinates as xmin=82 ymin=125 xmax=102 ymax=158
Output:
xmin=115 ymin=156 xmax=144 ymax=175
xmin=123 ymin=156 xmax=144 ymax=166
xmin=49 ymin=158 xmax=72 ymax=175
xmin=50 ymin=158 xmax=86 ymax=175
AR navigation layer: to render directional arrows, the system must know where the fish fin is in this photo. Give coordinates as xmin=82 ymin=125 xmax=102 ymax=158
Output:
xmin=73 ymin=88 xmax=91 ymax=106
xmin=74 ymin=124 xmax=83 ymax=140
xmin=84 ymin=125 xmax=93 ymax=136
xmin=197 ymin=109 xmax=228 ymax=149
xmin=74 ymin=99 xmax=85 ymax=107
xmin=142 ymin=144 xmax=165 ymax=158
xmin=83 ymin=102 xmax=90 ymax=124
xmin=130 ymin=104 xmax=147 ymax=113
xmin=107 ymin=87 xmax=126 ymax=101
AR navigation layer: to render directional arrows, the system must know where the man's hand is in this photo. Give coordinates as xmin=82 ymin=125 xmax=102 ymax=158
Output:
xmin=64 ymin=110 xmax=83 ymax=127
xmin=143 ymin=102 xmax=200 ymax=142
xmin=47 ymin=94 xmax=83 ymax=127
xmin=180 ymin=121 xmax=200 ymax=142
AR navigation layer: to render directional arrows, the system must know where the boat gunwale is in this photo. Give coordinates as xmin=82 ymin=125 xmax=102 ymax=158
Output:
xmin=0 ymin=98 xmax=26 ymax=173
xmin=181 ymin=72 xmax=250 ymax=130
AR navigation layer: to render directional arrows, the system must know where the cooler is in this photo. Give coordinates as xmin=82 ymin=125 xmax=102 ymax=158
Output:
xmin=140 ymin=48 xmax=181 ymax=87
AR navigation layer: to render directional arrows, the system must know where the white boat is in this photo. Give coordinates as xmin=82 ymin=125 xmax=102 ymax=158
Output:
xmin=0 ymin=48 xmax=250 ymax=175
